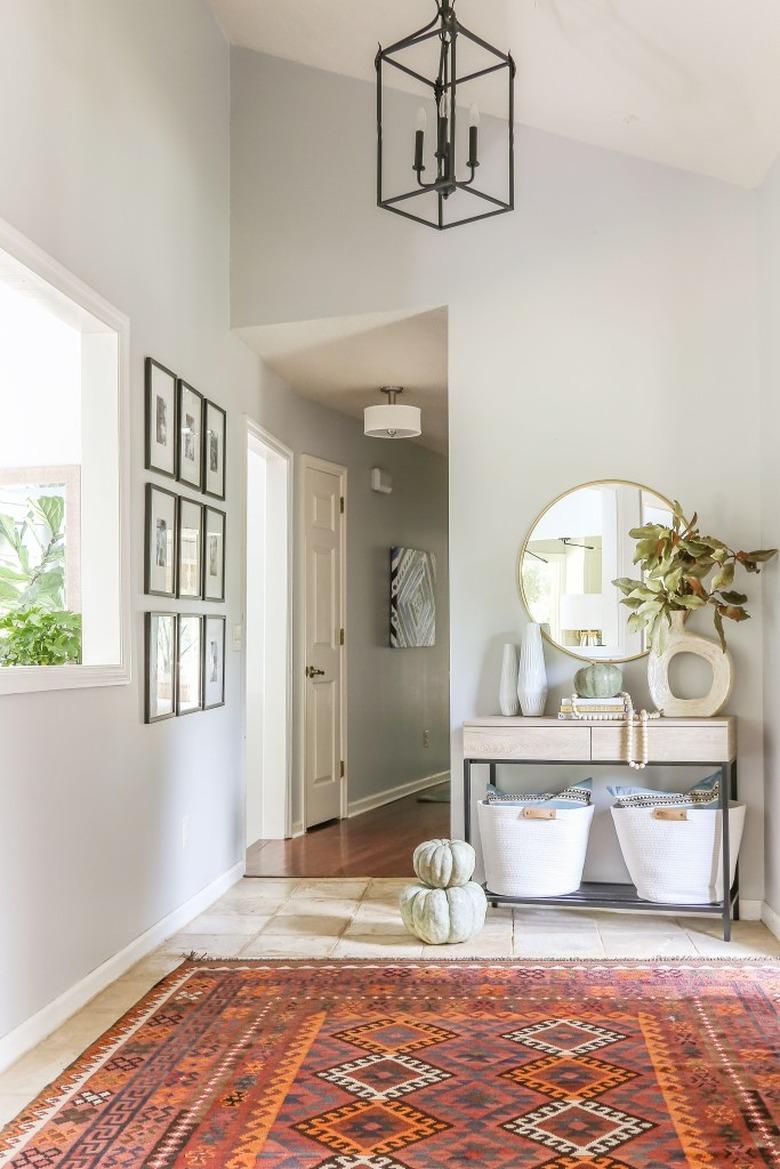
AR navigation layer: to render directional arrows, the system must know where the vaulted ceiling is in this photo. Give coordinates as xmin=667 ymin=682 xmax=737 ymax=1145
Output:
xmin=211 ymin=0 xmax=780 ymax=188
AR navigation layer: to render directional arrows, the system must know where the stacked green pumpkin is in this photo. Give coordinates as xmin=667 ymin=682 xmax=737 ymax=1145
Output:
xmin=400 ymin=839 xmax=487 ymax=945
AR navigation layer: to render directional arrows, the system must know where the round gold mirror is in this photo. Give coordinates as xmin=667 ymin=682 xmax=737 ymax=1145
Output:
xmin=517 ymin=480 xmax=675 ymax=663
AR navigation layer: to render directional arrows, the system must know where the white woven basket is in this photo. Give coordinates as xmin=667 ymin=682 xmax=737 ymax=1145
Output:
xmin=478 ymin=802 xmax=594 ymax=897
xmin=611 ymin=803 xmax=746 ymax=904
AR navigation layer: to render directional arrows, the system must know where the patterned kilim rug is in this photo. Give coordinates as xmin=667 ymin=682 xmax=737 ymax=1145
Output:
xmin=1 ymin=960 xmax=779 ymax=1168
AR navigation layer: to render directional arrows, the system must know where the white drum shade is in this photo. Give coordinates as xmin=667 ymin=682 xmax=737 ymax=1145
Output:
xmin=364 ymin=403 xmax=422 ymax=439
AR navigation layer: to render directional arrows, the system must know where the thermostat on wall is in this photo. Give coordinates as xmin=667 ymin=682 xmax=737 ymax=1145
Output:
xmin=371 ymin=467 xmax=393 ymax=494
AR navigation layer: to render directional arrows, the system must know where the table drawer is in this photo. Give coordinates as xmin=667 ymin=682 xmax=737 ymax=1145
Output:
xmin=463 ymin=725 xmax=591 ymax=761
xmin=592 ymin=723 xmax=734 ymax=763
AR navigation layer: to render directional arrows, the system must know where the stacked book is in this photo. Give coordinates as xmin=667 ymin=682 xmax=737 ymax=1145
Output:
xmin=559 ymin=696 xmax=627 ymax=721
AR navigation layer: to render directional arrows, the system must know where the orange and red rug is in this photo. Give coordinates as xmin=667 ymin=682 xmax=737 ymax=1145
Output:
xmin=1 ymin=960 xmax=778 ymax=1167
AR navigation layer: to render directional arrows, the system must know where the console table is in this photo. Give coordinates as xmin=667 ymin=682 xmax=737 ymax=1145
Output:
xmin=462 ymin=716 xmax=738 ymax=940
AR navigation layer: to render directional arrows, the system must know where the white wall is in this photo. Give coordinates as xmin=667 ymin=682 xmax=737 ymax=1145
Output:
xmin=759 ymin=156 xmax=780 ymax=923
xmin=231 ymin=50 xmax=767 ymax=899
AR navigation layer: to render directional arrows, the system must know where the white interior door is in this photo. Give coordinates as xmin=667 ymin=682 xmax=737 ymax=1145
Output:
xmin=302 ymin=457 xmax=345 ymax=828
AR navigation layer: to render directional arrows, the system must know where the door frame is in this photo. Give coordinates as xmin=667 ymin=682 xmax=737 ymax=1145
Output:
xmin=298 ymin=453 xmax=348 ymax=830
xmin=242 ymin=417 xmax=294 ymax=841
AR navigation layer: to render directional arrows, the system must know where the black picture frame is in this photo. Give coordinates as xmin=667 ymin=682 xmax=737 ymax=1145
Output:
xmin=177 ymin=379 xmax=204 ymax=491
xmin=144 ymin=611 xmax=177 ymax=723
xmin=177 ymin=496 xmax=203 ymax=600
xmin=144 ymin=483 xmax=178 ymax=598
xmin=145 ymin=358 xmax=178 ymax=479
xmin=203 ymin=505 xmax=226 ymax=602
xmin=176 ymin=614 xmax=203 ymax=715
xmin=203 ymin=399 xmax=227 ymax=500
xmin=203 ymin=615 xmax=226 ymax=710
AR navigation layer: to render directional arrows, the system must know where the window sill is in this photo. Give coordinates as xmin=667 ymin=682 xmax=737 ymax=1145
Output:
xmin=0 ymin=663 xmax=131 ymax=696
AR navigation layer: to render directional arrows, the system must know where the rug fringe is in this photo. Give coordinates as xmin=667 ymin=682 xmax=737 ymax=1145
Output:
xmin=178 ymin=953 xmax=779 ymax=966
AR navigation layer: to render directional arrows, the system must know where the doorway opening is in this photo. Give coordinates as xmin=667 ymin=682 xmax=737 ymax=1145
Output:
xmin=244 ymin=421 xmax=293 ymax=850
xmin=241 ymin=307 xmax=450 ymax=878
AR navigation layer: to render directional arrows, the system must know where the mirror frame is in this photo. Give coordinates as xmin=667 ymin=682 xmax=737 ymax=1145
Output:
xmin=516 ymin=478 xmax=677 ymax=665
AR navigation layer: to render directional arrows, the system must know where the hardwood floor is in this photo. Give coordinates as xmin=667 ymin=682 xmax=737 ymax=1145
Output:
xmin=245 ymin=785 xmax=451 ymax=877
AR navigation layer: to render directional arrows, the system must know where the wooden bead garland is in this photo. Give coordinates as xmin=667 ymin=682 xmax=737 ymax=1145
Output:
xmin=568 ymin=690 xmax=661 ymax=769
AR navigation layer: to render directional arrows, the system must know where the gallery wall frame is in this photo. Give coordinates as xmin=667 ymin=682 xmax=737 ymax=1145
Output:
xmin=203 ymin=614 xmax=226 ymax=710
xmin=203 ymin=505 xmax=226 ymax=602
xmin=177 ymin=379 xmax=204 ymax=492
xmin=144 ymin=483 xmax=178 ymax=598
xmin=177 ymin=496 xmax=203 ymax=600
xmin=176 ymin=613 xmax=203 ymax=715
xmin=203 ymin=400 xmax=227 ymax=501
xmin=144 ymin=611 xmax=177 ymax=723
xmin=144 ymin=358 xmax=178 ymax=479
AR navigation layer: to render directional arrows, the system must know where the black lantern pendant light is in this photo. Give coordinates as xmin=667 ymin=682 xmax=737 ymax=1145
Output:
xmin=376 ymin=0 xmax=515 ymax=230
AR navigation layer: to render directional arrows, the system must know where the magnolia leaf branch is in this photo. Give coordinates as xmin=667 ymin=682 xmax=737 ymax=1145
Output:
xmin=612 ymin=500 xmax=777 ymax=653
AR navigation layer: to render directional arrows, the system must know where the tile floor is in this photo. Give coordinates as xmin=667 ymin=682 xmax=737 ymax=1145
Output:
xmin=1 ymin=877 xmax=778 ymax=1128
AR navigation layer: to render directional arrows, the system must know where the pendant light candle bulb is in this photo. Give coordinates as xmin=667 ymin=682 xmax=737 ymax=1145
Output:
xmin=468 ymin=104 xmax=480 ymax=169
xmin=416 ymin=107 xmax=427 ymax=132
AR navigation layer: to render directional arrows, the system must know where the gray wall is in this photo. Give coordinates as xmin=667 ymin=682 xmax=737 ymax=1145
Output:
xmin=0 ymin=0 xmax=258 ymax=1040
xmin=231 ymin=49 xmax=768 ymax=901
xmin=759 ymin=157 xmax=780 ymax=924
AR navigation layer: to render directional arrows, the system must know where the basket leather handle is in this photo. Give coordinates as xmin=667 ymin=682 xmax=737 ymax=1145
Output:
xmin=653 ymin=807 xmax=688 ymax=821
xmin=522 ymin=807 xmax=557 ymax=820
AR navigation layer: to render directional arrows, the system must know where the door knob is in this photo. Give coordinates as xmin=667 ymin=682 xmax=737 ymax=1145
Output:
xmin=306 ymin=665 xmax=325 ymax=678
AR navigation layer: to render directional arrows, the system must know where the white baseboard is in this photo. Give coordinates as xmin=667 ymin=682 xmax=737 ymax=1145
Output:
xmin=761 ymin=900 xmax=780 ymax=939
xmin=738 ymin=899 xmax=761 ymax=922
xmin=347 ymin=771 xmax=449 ymax=819
xmin=0 ymin=860 xmax=244 ymax=1074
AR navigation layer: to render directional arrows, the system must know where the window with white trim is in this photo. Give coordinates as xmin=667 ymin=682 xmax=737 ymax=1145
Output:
xmin=0 ymin=223 xmax=130 ymax=693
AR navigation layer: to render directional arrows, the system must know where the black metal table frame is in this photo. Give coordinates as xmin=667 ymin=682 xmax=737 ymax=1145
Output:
xmin=463 ymin=756 xmax=739 ymax=941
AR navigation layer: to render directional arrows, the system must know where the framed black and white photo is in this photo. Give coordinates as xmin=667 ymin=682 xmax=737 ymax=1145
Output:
xmin=145 ymin=484 xmax=177 ymax=597
xmin=203 ymin=506 xmax=226 ymax=601
xmin=177 ymin=380 xmax=203 ymax=491
xmin=203 ymin=615 xmax=226 ymax=709
xmin=203 ymin=400 xmax=226 ymax=500
xmin=177 ymin=614 xmax=203 ymax=714
xmin=177 ymin=498 xmax=203 ymax=599
xmin=145 ymin=358 xmax=177 ymax=478
xmin=145 ymin=612 xmax=176 ymax=723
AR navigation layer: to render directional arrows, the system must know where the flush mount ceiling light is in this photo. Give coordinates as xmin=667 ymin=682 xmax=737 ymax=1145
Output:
xmin=364 ymin=387 xmax=422 ymax=439
xmin=376 ymin=0 xmax=515 ymax=230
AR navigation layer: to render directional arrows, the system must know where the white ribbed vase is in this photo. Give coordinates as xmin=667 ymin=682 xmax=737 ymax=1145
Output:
xmin=498 ymin=643 xmax=520 ymax=716
xmin=517 ymin=623 xmax=548 ymax=716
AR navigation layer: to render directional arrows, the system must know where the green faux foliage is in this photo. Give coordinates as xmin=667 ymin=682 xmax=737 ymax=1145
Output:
xmin=613 ymin=501 xmax=777 ymax=654
xmin=0 ymin=606 xmax=82 ymax=666
xmin=0 ymin=495 xmax=67 ymax=612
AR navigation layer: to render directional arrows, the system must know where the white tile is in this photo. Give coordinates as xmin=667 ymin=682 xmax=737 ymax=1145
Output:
xmin=180 ymin=913 xmax=271 ymax=935
xmin=257 ymin=914 xmax=350 ymax=937
xmin=600 ymin=932 xmax=699 ymax=959
xmin=239 ymin=934 xmax=337 ymax=958
xmin=274 ymin=899 xmax=360 ymax=920
xmin=422 ymin=937 xmax=513 ymax=959
xmin=0 ymin=1093 xmax=29 ymax=1127
xmin=160 ymin=933 xmax=250 ymax=957
xmin=343 ymin=918 xmax=410 ymax=937
xmin=287 ymin=880 xmax=369 ymax=901
xmin=330 ymin=934 xmax=425 ymax=959
xmin=687 ymin=930 xmax=780 ymax=958
xmin=513 ymin=931 xmax=606 ymax=959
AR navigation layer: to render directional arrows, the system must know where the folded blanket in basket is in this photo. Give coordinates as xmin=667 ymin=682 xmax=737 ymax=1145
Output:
xmin=608 ymin=771 xmax=721 ymax=809
xmin=485 ymin=778 xmax=592 ymax=809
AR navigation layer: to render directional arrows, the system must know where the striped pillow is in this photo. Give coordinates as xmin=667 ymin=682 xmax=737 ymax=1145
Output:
xmin=608 ymin=771 xmax=721 ymax=809
xmin=485 ymin=778 xmax=592 ymax=809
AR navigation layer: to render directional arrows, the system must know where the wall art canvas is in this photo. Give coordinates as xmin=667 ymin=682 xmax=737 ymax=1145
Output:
xmin=203 ymin=506 xmax=225 ymax=602
xmin=204 ymin=400 xmax=226 ymax=499
xmin=390 ymin=546 xmax=436 ymax=648
xmin=145 ymin=484 xmax=177 ymax=597
xmin=145 ymin=612 xmax=176 ymax=723
xmin=177 ymin=614 xmax=202 ymax=714
xmin=203 ymin=615 xmax=226 ymax=709
xmin=177 ymin=380 xmax=203 ymax=491
xmin=145 ymin=358 xmax=177 ymax=478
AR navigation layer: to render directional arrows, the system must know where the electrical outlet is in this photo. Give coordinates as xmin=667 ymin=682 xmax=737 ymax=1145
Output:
xmin=423 ymin=729 xmax=431 ymax=748
xmin=182 ymin=813 xmax=191 ymax=850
